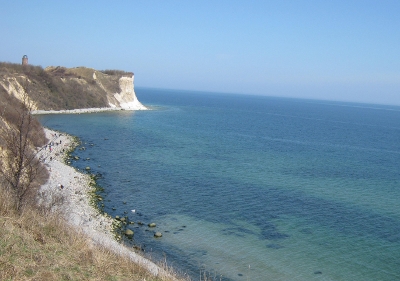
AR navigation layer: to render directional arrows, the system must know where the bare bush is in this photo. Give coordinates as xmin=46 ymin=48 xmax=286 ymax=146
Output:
xmin=0 ymin=86 xmax=48 ymax=212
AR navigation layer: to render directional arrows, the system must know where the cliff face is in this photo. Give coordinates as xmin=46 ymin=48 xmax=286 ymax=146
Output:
xmin=0 ymin=75 xmax=40 ymax=110
xmin=0 ymin=63 xmax=147 ymax=111
xmin=93 ymin=72 xmax=146 ymax=110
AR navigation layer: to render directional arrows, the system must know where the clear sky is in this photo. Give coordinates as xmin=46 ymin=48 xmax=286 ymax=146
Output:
xmin=1 ymin=1 xmax=399 ymax=105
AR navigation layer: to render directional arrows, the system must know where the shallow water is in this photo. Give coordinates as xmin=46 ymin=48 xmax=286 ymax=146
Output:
xmin=38 ymin=88 xmax=400 ymax=280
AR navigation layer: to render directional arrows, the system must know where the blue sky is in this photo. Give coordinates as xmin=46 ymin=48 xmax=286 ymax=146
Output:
xmin=1 ymin=1 xmax=399 ymax=105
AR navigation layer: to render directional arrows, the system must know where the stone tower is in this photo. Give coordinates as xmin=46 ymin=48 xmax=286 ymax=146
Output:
xmin=22 ymin=55 xmax=28 ymax=65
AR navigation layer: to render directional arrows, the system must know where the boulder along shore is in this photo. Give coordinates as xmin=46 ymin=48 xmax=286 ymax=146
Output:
xmin=37 ymin=127 xmax=172 ymax=279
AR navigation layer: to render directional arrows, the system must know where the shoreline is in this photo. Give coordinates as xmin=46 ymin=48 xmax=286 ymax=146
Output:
xmin=32 ymin=106 xmax=148 ymax=115
xmin=38 ymin=127 xmax=174 ymax=279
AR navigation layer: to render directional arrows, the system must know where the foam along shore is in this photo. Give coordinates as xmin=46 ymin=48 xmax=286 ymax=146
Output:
xmin=32 ymin=106 xmax=148 ymax=115
xmin=38 ymin=128 xmax=172 ymax=279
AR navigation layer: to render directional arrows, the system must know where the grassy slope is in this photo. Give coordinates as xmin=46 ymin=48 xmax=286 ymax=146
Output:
xmin=0 ymin=198 xmax=183 ymax=281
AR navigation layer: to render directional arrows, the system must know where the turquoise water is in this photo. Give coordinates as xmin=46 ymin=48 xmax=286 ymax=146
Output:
xmin=38 ymin=88 xmax=400 ymax=281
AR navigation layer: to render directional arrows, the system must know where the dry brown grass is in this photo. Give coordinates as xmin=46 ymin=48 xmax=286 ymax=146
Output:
xmin=0 ymin=62 xmax=110 ymax=110
xmin=0 ymin=189 xmax=189 ymax=281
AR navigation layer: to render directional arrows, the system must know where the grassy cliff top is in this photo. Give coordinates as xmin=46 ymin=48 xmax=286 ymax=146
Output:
xmin=0 ymin=62 xmax=133 ymax=111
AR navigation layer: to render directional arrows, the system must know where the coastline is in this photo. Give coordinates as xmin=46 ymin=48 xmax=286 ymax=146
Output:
xmin=38 ymin=127 xmax=173 ymax=279
xmin=32 ymin=106 xmax=148 ymax=115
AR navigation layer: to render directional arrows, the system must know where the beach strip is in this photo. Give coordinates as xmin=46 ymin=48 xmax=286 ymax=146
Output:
xmin=32 ymin=107 xmax=138 ymax=115
xmin=38 ymin=127 xmax=173 ymax=279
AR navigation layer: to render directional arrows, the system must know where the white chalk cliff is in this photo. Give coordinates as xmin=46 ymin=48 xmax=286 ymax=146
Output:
xmin=92 ymin=72 xmax=147 ymax=110
xmin=111 ymin=75 xmax=147 ymax=110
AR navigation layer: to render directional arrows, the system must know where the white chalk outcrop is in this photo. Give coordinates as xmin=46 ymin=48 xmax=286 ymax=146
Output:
xmin=0 ymin=76 xmax=39 ymax=110
xmin=110 ymin=75 xmax=147 ymax=110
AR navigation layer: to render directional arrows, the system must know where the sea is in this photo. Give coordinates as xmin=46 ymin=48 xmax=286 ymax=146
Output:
xmin=37 ymin=88 xmax=400 ymax=281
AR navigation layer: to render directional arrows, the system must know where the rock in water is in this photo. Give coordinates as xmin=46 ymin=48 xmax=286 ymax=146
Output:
xmin=125 ymin=229 xmax=134 ymax=238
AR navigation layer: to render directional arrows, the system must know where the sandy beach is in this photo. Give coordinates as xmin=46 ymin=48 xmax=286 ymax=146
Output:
xmin=37 ymin=127 xmax=172 ymax=278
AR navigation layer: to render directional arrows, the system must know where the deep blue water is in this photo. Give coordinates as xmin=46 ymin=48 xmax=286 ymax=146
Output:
xmin=37 ymin=88 xmax=400 ymax=281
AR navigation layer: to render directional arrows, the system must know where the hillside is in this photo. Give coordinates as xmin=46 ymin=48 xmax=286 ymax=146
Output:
xmin=0 ymin=62 xmax=146 ymax=111
xmin=0 ymin=63 xmax=185 ymax=280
